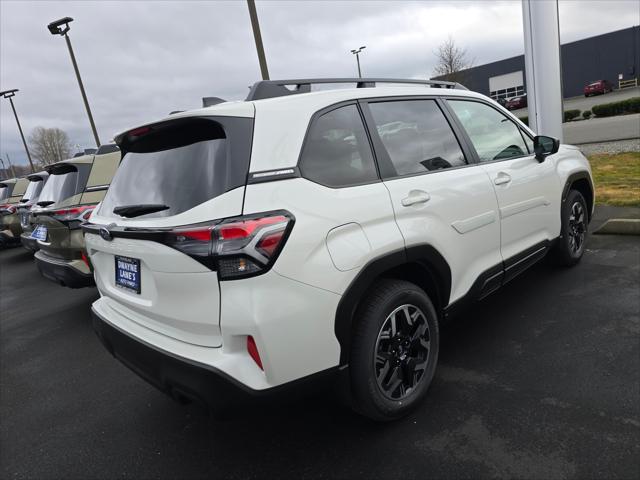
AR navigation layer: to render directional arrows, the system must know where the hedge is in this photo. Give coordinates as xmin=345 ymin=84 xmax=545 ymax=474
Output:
xmin=564 ymin=109 xmax=581 ymax=122
xmin=582 ymin=110 xmax=592 ymax=119
xmin=592 ymin=97 xmax=640 ymax=117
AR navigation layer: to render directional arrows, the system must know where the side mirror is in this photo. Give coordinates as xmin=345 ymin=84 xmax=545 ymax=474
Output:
xmin=533 ymin=135 xmax=560 ymax=162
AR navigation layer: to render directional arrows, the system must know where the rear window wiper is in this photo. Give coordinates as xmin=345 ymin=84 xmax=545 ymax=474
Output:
xmin=113 ymin=204 xmax=170 ymax=218
xmin=37 ymin=201 xmax=55 ymax=207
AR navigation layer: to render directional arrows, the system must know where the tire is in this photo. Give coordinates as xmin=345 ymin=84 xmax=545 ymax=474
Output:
xmin=349 ymin=279 xmax=439 ymax=421
xmin=551 ymin=189 xmax=589 ymax=267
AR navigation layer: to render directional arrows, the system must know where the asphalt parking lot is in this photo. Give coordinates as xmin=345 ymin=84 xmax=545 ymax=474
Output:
xmin=1 ymin=234 xmax=639 ymax=480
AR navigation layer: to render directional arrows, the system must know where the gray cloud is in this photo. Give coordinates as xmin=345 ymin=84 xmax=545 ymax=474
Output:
xmin=1 ymin=0 xmax=638 ymax=167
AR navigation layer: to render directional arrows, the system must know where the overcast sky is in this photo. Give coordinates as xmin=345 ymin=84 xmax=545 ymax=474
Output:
xmin=1 ymin=0 xmax=638 ymax=167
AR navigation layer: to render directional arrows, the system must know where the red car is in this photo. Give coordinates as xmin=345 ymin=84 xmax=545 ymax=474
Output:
xmin=584 ymin=80 xmax=613 ymax=97
xmin=505 ymin=94 xmax=527 ymax=110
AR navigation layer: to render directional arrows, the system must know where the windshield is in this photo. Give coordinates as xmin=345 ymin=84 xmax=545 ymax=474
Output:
xmin=38 ymin=172 xmax=78 ymax=204
xmin=22 ymin=179 xmax=45 ymax=202
xmin=0 ymin=185 xmax=10 ymax=202
xmin=99 ymin=116 xmax=253 ymax=219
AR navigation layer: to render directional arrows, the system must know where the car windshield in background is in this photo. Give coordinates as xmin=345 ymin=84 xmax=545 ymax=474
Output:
xmin=38 ymin=171 xmax=79 ymax=205
xmin=22 ymin=179 xmax=44 ymax=202
xmin=0 ymin=185 xmax=9 ymax=201
xmin=99 ymin=117 xmax=253 ymax=219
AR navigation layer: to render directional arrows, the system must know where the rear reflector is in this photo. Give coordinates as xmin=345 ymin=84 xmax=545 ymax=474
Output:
xmin=247 ymin=336 xmax=263 ymax=370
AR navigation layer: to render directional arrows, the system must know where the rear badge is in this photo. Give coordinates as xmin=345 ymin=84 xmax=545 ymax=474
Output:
xmin=99 ymin=226 xmax=113 ymax=241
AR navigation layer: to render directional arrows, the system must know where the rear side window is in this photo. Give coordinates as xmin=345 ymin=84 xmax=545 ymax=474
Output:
xmin=100 ymin=117 xmax=253 ymax=219
xmin=299 ymin=104 xmax=378 ymax=187
xmin=367 ymin=100 xmax=467 ymax=177
xmin=448 ymin=100 xmax=529 ymax=162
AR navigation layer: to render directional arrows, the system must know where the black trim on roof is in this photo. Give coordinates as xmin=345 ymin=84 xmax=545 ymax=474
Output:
xmin=245 ymin=77 xmax=468 ymax=101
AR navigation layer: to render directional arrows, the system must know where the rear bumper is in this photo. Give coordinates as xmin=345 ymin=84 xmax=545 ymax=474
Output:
xmin=34 ymin=250 xmax=94 ymax=288
xmin=92 ymin=307 xmax=340 ymax=412
xmin=20 ymin=233 xmax=39 ymax=252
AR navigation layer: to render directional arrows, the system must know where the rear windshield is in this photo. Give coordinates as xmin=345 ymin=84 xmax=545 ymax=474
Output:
xmin=38 ymin=165 xmax=91 ymax=205
xmin=0 ymin=185 xmax=11 ymax=201
xmin=99 ymin=116 xmax=253 ymax=219
xmin=22 ymin=178 xmax=45 ymax=202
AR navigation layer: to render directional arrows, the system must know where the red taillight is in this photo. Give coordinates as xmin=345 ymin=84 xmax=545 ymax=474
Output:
xmin=218 ymin=216 xmax=286 ymax=240
xmin=0 ymin=204 xmax=17 ymax=214
xmin=50 ymin=205 xmax=95 ymax=223
xmin=165 ymin=211 xmax=294 ymax=280
xmin=256 ymin=230 xmax=284 ymax=257
xmin=81 ymin=251 xmax=91 ymax=269
xmin=247 ymin=335 xmax=263 ymax=370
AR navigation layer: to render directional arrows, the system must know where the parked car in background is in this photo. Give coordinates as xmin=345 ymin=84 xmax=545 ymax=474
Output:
xmin=30 ymin=144 xmax=120 ymax=287
xmin=16 ymin=171 xmax=50 ymax=252
xmin=84 ymin=78 xmax=594 ymax=421
xmin=584 ymin=79 xmax=613 ymax=96
xmin=505 ymin=94 xmax=527 ymax=110
xmin=0 ymin=171 xmax=49 ymax=248
xmin=495 ymin=97 xmax=508 ymax=107
xmin=0 ymin=176 xmax=30 ymax=247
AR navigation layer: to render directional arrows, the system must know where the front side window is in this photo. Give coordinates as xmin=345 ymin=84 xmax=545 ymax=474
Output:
xmin=299 ymin=104 xmax=378 ymax=187
xmin=448 ymin=100 xmax=529 ymax=162
xmin=368 ymin=100 xmax=466 ymax=177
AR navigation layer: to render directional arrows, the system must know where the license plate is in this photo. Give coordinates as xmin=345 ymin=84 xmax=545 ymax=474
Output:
xmin=21 ymin=212 xmax=30 ymax=227
xmin=31 ymin=225 xmax=47 ymax=241
xmin=115 ymin=255 xmax=141 ymax=294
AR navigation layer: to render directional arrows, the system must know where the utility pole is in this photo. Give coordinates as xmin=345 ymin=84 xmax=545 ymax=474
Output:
xmin=47 ymin=17 xmax=101 ymax=147
xmin=351 ymin=46 xmax=366 ymax=78
xmin=0 ymin=89 xmax=35 ymax=173
xmin=247 ymin=0 xmax=270 ymax=80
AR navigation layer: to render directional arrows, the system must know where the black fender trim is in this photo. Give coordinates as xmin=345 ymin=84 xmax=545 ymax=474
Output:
xmin=334 ymin=245 xmax=451 ymax=366
xmin=562 ymin=171 xmax=594 ymax=221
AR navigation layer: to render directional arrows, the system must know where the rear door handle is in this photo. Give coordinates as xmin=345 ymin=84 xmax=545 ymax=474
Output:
xmin=494 ymin=172 xmax=512 ymax=185
xmin=401 ymin=190 xmax=431 ymax=207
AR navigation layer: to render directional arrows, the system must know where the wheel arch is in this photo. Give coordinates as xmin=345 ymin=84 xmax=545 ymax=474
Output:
xmin=563 ymin=171 xmax=594 ymax=221
xmin=334 ymin=245 xmax=451 ymax=366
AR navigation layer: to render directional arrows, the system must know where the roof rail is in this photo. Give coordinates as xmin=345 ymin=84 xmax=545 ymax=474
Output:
xmin=246 ymin=78 xmax=468 ymax=101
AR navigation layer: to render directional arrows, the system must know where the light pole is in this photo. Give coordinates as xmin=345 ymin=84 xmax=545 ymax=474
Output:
xmin=0 ymin=89 xmax=35 ymax=173
xmin=350 ymin=46 xmax=366 ymax=78
xmin=246 ymin=0 xmax=270 ymax=80
xmin=47 ymin=17 xmax=101 ymax=147
xmin=0 ymin=157 xmax=7 ymax=179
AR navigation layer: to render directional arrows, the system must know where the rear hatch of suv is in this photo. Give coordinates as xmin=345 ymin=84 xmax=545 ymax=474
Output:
xmin=84 ymin=115 xmax=254 ymax=347
xmin=32 ymin=157 xmax=93 ymax=258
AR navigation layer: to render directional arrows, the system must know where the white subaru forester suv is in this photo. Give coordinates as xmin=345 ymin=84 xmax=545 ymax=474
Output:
xmin=84 ymin=78 xmax=594 ymax=421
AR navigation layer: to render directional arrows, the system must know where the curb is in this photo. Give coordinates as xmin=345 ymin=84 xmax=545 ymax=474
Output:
xmin=593 ymin=218 xmax=640 ymax=235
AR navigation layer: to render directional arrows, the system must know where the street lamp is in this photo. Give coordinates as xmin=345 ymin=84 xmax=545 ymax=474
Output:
xmin=47 ymin=16 xmax=101 ymax=147
xmin=0 ymin=89 xmax=35 ymax=173
xmin=350 ymin=46 xmax=366 ymax=78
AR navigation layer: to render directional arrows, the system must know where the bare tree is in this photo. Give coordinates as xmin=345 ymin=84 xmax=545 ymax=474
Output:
xmin=432 ymin=36 xmax=473 ymax=84
xmin=28 ymin=127 xmax=73 ymax=167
